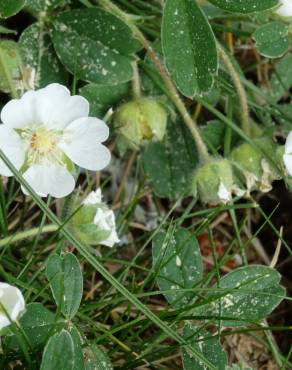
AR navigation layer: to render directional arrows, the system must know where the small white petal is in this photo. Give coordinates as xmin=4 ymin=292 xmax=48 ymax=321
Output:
xmin=285 ymin=131 xmax=292 ymax=154
xmin=35 ymin=84 xmax=89 ymax=129
xmin=1 ymin=90 xmax=37 ymax=129
xmin=283 ymin=154 xmax=292 ymax=175
xmin=276 ymin=0 xmax=292 ymax=17
xmin=22 ymin=164 xmax=75 ymax=198
xmin=217 ymin=182 xmax=231 ymax=203
xmin=83 ymin=189 xmax=103 ymax=205
xmin=93 ymin=208 xmax=119 ymax=247
xmin=0 ymin=283 xmax=25 ymax=330
xmin=0 ymin=126 xmax=26 ymax=176
xmin=60 ymin=117 xmax=111 ymax=171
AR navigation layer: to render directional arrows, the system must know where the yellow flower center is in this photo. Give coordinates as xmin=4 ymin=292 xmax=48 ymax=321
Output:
xmin=21 ymin=126 xmax=62 ymax=165
xmin=29 ymin=128 xmax=56 ymax=155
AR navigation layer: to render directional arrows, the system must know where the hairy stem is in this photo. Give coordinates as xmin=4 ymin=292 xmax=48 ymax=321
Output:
xmin=218 ymin=44 xmax=251 ymax=136
xmin=132 ymin=61 xmax=141 ymax=99
xmin=98 ymin=0 xmax=210 ymax=163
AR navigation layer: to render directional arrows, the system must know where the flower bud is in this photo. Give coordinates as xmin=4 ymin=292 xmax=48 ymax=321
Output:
xmin=0 ymin=283 xmax=25 ymax=330
xmin=230 ymin=137 xmax=281 ymax=194
xmin=72 ymin=189 xmax=119 ymax=248
xmin=114 ymin=97 xmax=167 ymax=149
xmin=192 ymin=158 xmax=238 ymax=205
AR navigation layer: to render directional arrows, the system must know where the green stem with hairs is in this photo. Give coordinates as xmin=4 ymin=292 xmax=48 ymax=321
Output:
xmin=98 ymin=0 xmax=210 ymax=163
xmin=218 ymin=44 xmax=251 ymax=136
xmin=0 ymin=224 xmax=58 ymax=248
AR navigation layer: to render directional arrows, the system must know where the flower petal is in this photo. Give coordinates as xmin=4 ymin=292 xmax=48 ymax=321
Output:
xmin=1 ymin=84 xmax=89 ymax=130
xmin=93 ymin=208 xmax=119 ymax=247
xmin=35 ymin=83 xmax=89 ymax=129
xmin=22 ymin=164 xmax=75 ymax=198
xmin=283 ymin=154 xmax=292 ymax=176
xmin=83 ymin=189 xmax=103 ymax=205
xmin=0 ymin=283 xmax=25 ymax=328
xmin=276 ymin=0 xmax=292 ymax=17
xmin=59 ymin=117 xmax=110 ymax=171
xmin=285 ymin=131 xmax=292 ymax=154
xmin=1 ymin=90 xmax=37 ymax=129
xmin=0 ymin=125 xmax=26 ymax=176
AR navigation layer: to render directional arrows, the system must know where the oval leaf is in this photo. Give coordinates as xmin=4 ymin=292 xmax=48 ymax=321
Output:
xmin=196 ymin=265 xmax=285 ymax=326
xmin=0 ymin=0 xmax=25 ymax=18
xmin=80 ymin=82 xmax=129 ymax=117
xmin=182 ymin=324 xmax=227 ymax=370
xmin=162 ymin=0 xmax=218 ymax=97
xmin=19 ymin=23 xmax=67 ymax=89
xmin=5 ymin=303 xmax=63 ymax=350
xmin=253 ymin=22 xmax=289 ymax=59
xmin=46 ymin=253 xmax=83 ymax=319
xmin=84 ymin=345 xmax=113 ymax=370
xmin=142 ymin=120 xmax=199 ymax=199
xmin=152 ymin=228 xmax=203 ymax=307
xmin=207 ymin=0 xmax=279 ymax=14
xmin=70 ymin=327 xmax=85 ymax=370
xmin=52 ymin=8 xmax=139 ymax=84
xmin=0 ymin=40 xmax=23 ymax=94
xmin=41 ymin=330 xmax=74 ymax=370
xmin=25 ymin=0 xmax=67 ymax=13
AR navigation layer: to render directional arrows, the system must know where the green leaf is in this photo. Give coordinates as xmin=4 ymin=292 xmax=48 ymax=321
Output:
xmin=19 ymin=23 xmax=67 ymax=89
xmin=70 ymin=327 xmax=85 ymax=370
xmin=0 ymin=40 xmax=23 ymax=94
xmin=5 ymin=303 xmax=63 ymax=350
xmin=152 ymin=228 xmax=203 ymax=307
xmin=142 ymin=120 xmax=199 ymax=198
xmin=46 ymin=253 xmax=83 ymax=319
xmin=269 ymin=52 xmax=292 ymax=101
xmin=52 ymin=8 xmax=139 ymax=84
xmin=41 ymin=330 xmax=74 ymax=370
xmin=275 ymin=104 xmax=292 ymax=135
xmin=0 ymin=0 xmax=25 ymax=18
xmin=162 ymin=0 xmax=218 ymax=97
xmin=207 ymin=0 xmax=279 ymax=14
xmin=80 ymin=83 xmax=129 ymax=117
xmin=253 ymin=22 xmax=288 ymax=59
xmin=182 ymin=324 xmax=227 ymax=370
xmin=196 ymin=265 xmax=285 ymax=326
xmin=201 ymin=120 xmax=226 ymax=150
xmin=84 ymin=345 xmax=113 ymax=370
xmin=25 ymin=0 xmax=67 ymax=13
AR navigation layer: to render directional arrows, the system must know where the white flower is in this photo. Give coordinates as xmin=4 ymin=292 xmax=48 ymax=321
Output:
xmin=0 ymin=83 xmax=111 ymax=198
xmin=83 ymin=190 xmax=119 ymax=247
xmin=283 ymin=131 xmax=292 ymax=175
xmin=0 ymin=283 xmax=25 ymax=330
xmin=276 ymin=0 xmax=292 ymax=17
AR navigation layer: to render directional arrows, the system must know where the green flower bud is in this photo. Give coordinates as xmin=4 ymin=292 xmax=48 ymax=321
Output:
xmin=71 ymin=189 xmax=119 ymax=248
xmin=192 ymin=158 xmax=239 ymax=205
xmin=230 ymin=137 xmax=281 ymax=194
xmin=114 ymin=97 xmax=167 ymax=149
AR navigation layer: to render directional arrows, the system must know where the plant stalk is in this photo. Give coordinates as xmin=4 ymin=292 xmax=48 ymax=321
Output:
xmin=218 ymin=44 xmax=251 ymax=136
xmin=0 ymin=224 xmax=58 ymax=248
